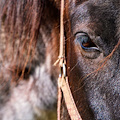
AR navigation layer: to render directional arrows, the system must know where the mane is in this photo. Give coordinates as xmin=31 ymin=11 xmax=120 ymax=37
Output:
xmin=0 ymin=0 xmax=44 ymax=80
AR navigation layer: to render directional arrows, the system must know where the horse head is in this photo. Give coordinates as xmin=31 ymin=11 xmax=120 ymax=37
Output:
xmin=0 ymin=0 xmax=120 ymax=120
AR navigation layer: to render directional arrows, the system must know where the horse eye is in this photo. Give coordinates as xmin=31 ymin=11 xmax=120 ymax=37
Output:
xmin=75 ymin=33 xmax=99 ymax=51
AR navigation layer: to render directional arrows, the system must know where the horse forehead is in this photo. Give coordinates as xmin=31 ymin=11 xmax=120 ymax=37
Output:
xmin=70 ymin=0 xmax=119 ymax=15
xmin=69 ymin=0 xmax=119 ymax=6
xmin=70 ymin=0 xmax=119 ymax=32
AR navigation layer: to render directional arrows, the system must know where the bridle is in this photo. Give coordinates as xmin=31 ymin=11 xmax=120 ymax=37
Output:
xmin=55 ymin=0 xmax=82 ymax=120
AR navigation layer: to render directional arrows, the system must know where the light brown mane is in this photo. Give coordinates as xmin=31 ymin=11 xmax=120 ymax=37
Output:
xmin=0 ymin=0 xmax=44 ymax=80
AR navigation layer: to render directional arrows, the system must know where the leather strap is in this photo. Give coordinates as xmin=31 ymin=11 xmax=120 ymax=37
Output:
xmin=58 ymin=76 xmax=82 ymax=120
xmin=56 ymin=0 xmax=83 ymax=120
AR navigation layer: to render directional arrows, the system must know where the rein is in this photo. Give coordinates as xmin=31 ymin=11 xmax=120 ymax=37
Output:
xmin=55 ymin=0 xmax=82 ymax=120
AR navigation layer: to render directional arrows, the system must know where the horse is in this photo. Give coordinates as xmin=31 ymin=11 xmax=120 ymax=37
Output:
xmin=0 ymin=0 xmax=120 ymax=120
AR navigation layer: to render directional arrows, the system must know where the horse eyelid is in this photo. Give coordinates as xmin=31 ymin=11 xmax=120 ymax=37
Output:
xmin=74 ymin=31 xmax=88 ymax=37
